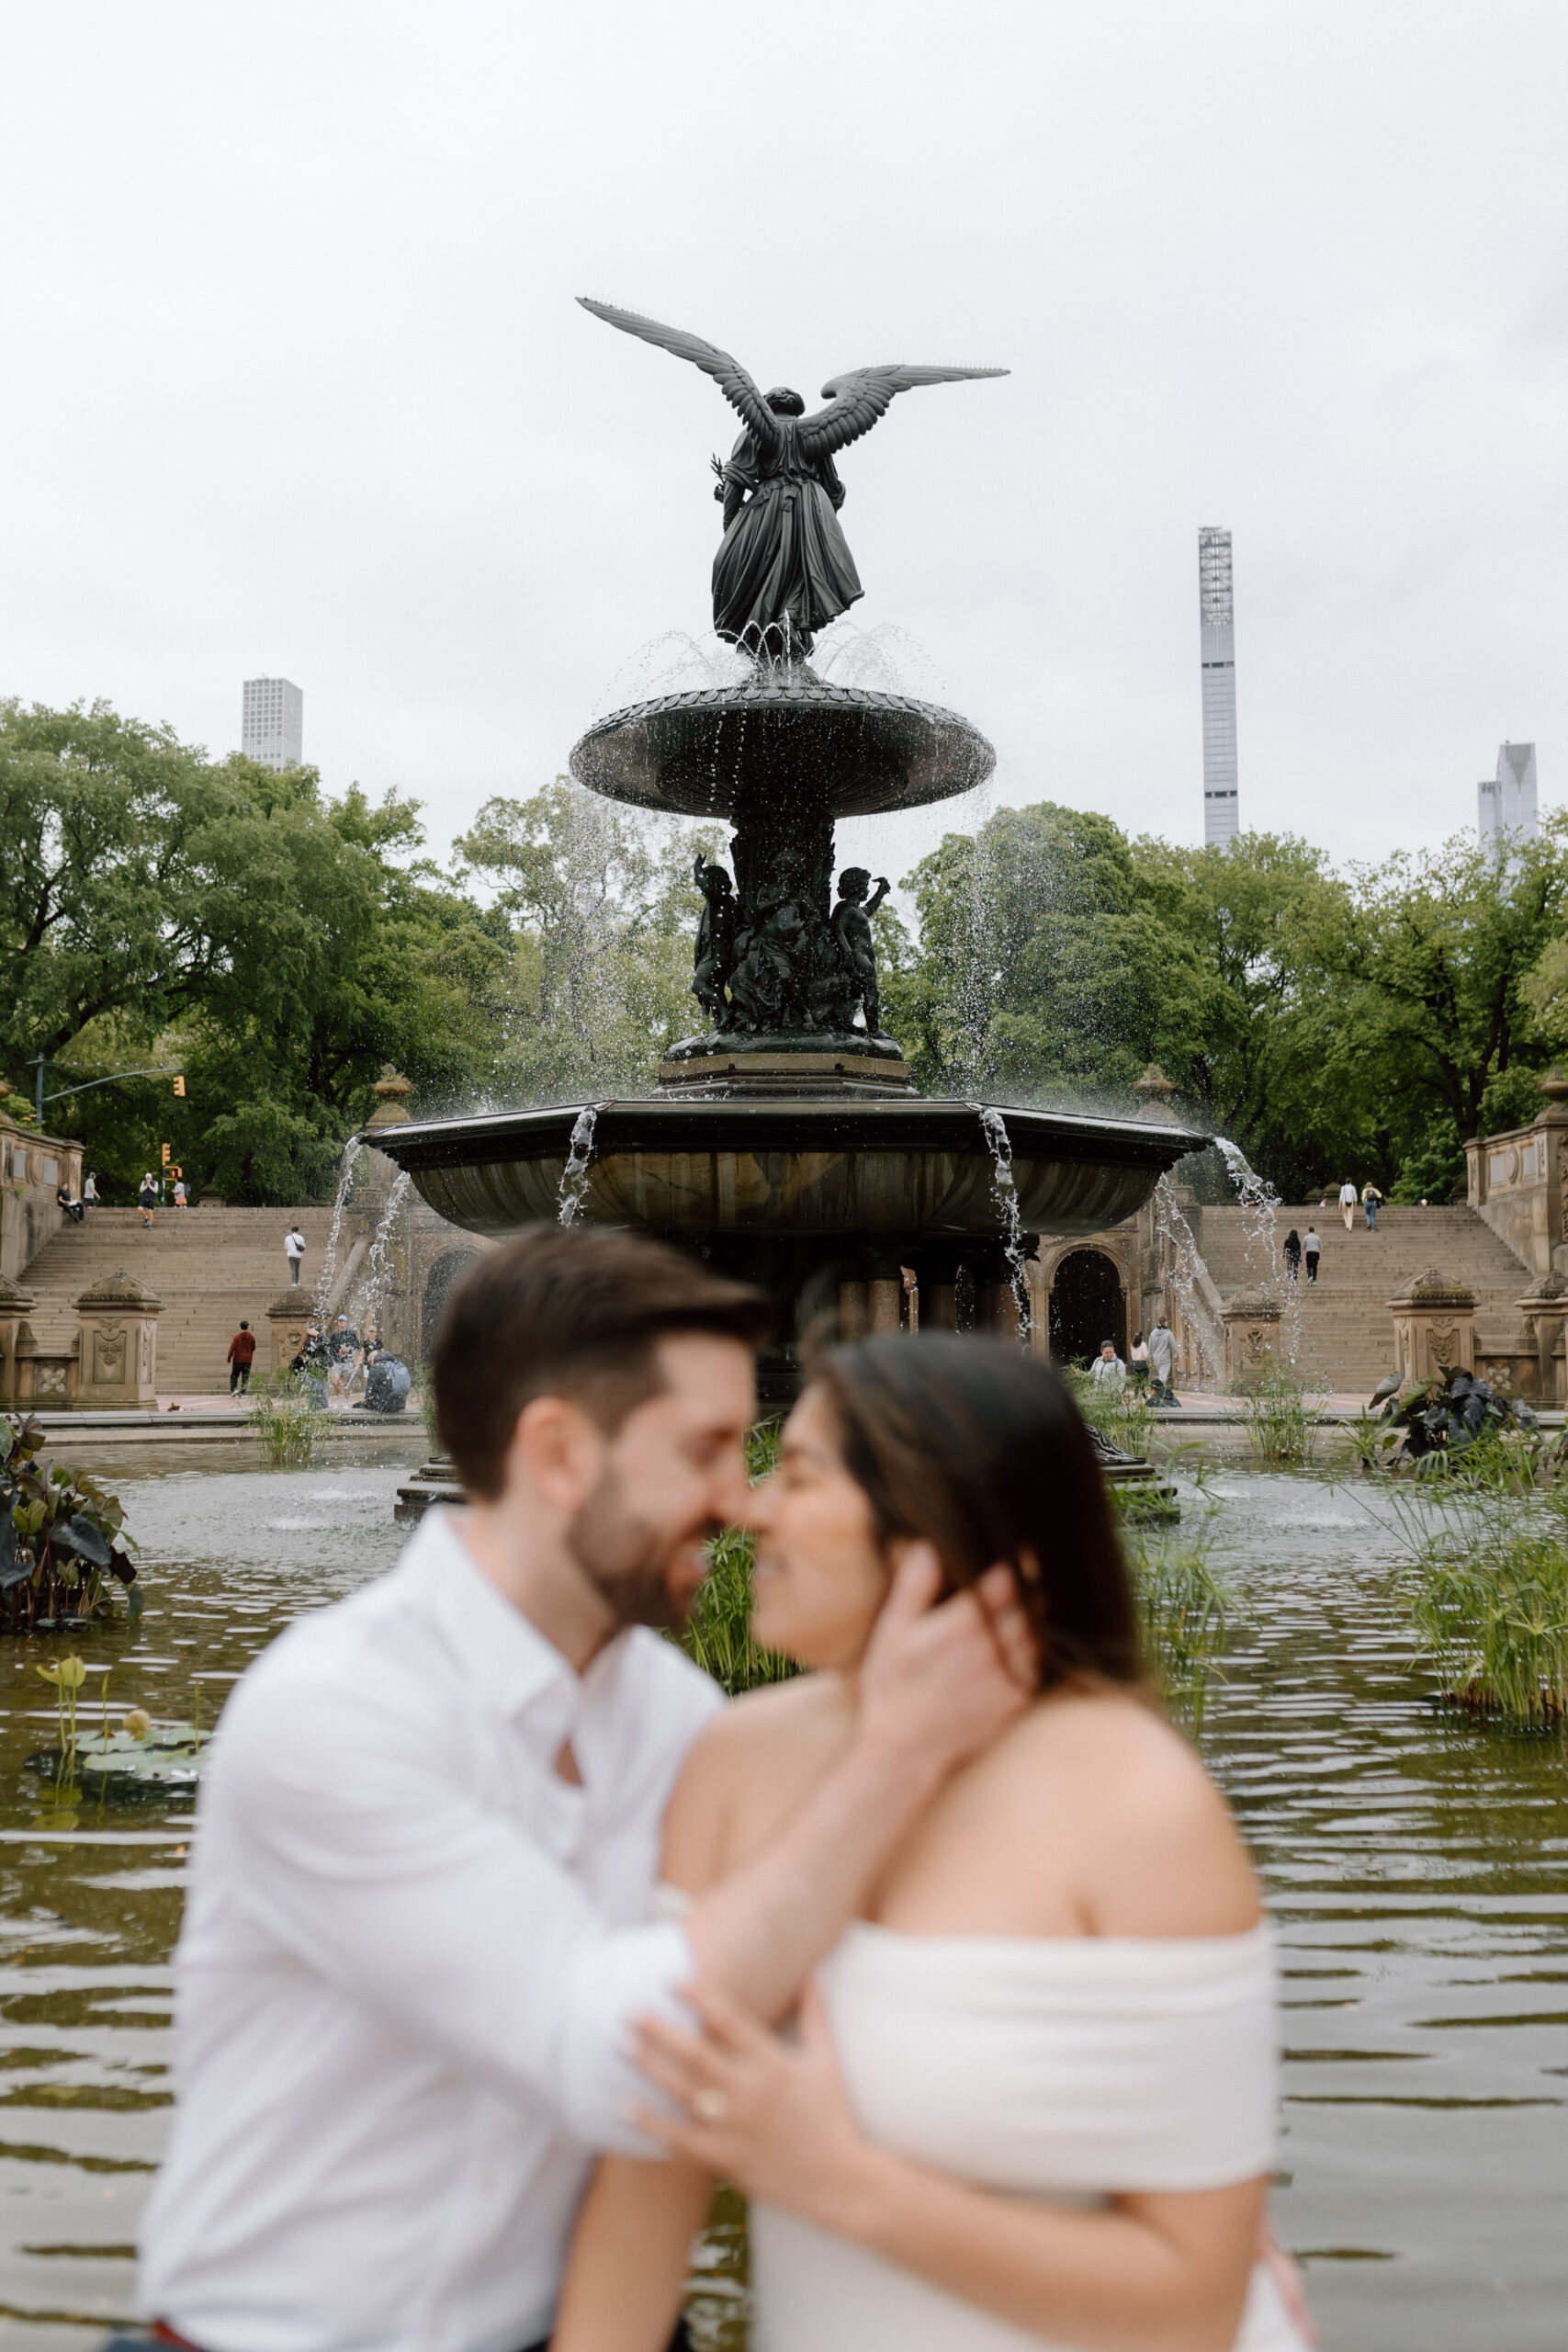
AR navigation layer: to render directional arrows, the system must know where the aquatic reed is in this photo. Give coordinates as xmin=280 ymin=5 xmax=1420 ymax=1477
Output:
xmin=1241 ymin=1365 xmax=1325 ymax=1469
xmin=1122 ymin=1506 xmax=1230 ymax=1728
xmin=252 ymin=1374 xmax=329 ymax=1470
xmin=1395 ymin=1479 xmax=1568 ymax=1726
xmin=677 ymin=1423 xmax=795 ymax=1698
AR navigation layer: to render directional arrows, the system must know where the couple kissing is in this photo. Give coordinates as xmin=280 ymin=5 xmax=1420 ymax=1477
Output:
xmin=130 ymin=1227 xmax=1311 ymax=2352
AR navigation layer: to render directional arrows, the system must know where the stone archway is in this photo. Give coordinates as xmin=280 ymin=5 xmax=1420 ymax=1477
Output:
xmin=420 ymin=1249 xmax=479 ymax=1360
xmin=1048 ymin=1248 xmax=1127 ymax=1367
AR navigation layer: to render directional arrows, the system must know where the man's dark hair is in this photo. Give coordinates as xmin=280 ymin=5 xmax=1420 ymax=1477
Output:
xmin=239 ymin=1320 xmax=249 ymax=1331
xmin=432 ymin=1227 xmax=768 ymax=1499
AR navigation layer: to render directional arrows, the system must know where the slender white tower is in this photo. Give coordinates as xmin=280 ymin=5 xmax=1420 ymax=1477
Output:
xmin=1198 ymin=528 xmax=1239 ymax=846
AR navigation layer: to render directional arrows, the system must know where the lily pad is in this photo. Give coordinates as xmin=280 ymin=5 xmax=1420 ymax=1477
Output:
xmin=25 ymin=1724 xmax=211 ymax=1802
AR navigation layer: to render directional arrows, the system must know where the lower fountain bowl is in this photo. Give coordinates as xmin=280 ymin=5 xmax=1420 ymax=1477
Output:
xmin=365 ymin=1098 xmax=1209 ymax=1242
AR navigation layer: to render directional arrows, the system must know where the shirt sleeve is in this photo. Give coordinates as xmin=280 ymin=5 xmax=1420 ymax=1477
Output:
xmin=204 ymin=1653 xmax=699 ymax=2154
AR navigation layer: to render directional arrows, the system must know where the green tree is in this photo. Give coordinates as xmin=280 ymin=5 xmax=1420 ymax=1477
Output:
xmin=0 ymin=700 xmax=511 ymax=1203
xmin=1339 ymin=822 xmax=1568 ymax=1198
xmin=1128 ymin=832 xmax=1371 ymax=1197
xmin=456 ymin=781 xmax=720 ymax=1096
xmin=884 ymin=803 xmax=1206 ymax=1100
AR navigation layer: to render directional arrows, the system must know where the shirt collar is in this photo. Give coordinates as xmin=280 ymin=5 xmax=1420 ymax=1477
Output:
xmin=398 ymin=1507 xmax=636 ymax=1760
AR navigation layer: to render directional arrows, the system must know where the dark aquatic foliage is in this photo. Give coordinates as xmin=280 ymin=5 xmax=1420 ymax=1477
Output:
xmin=0 ymin=1414 xmax=137 ymax=1631
xmin=1374 ymin=1366 xmax=1537 ymax=1469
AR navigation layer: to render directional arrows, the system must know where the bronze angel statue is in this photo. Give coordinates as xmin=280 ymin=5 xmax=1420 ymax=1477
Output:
xmin=579 ymin=297 xmax=1007 ymax=657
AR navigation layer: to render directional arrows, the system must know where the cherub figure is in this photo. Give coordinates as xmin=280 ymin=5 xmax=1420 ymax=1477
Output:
xmin=691 ymin=854 xmax=737 ymax=1024
xmin=579 ymin=298 xmax=1007 ymax=656
xmin=831 ymin=867 xmax=891 ymax=1034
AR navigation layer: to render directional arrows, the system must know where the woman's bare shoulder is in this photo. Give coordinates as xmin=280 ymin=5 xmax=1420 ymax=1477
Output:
xmin=662 ymin=1674 xmax=852 ymax=1892
xmin=998 ymin=1690 xmax=1260 ymax=1937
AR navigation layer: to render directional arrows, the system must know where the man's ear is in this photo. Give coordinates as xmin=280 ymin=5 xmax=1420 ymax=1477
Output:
xmin=505 ymin=1394 xmax=604 ymax=1517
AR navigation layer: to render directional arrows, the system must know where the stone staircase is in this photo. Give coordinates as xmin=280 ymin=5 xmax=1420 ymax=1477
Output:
xmin=1186 ymin=1204 xmax=1535 ymax=1396
xmin=17 ymin=1207 xmax=345 ymax=1393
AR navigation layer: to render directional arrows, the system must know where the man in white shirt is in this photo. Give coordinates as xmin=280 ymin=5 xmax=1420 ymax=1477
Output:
xmin=137 ymin=1227 xmax=1032 ymax=2352
xmin=284 ymin=1224 xmax=306 ymax=1285
xmin=1337 ymin=1179 xmax=1358 ymax=1231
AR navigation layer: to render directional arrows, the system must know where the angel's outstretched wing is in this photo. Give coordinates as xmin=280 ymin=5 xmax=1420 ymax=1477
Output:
xmin=799 ymin=363 xmax=1008 ymax=459
xmin=577 ymin=298 xmax=777 ymax=446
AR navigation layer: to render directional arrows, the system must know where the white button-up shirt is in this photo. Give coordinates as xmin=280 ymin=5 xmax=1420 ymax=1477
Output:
xmin=139 ymin=1508 xmax=722 ymax=2352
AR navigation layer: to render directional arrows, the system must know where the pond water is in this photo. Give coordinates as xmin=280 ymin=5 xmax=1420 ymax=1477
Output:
xmin=0 ymin=1451 xmax=1562 ymax=2351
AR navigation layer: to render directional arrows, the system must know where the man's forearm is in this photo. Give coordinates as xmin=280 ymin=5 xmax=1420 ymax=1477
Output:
xmin=683 ymin=1731 xmax=940 ymax=2019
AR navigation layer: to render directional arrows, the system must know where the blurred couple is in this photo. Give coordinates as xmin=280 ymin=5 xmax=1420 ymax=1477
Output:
xmin=128 ymin=1228 xmax=1312 ymax=2352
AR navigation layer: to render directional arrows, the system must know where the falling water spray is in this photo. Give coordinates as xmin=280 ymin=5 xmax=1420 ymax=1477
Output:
xmin=1151 ymin=1175 xmax=1225 ymax=1387
xmin=1213 ymin=1136 xmax=1303 ymax=1366
xmin=312 ymin=1143 xmax=366 ymax=1323
xmin=558 ymin=1105 xmax=602 ymax=1226
xmin=973 ymin=1103 xmax=1031 ymax=1340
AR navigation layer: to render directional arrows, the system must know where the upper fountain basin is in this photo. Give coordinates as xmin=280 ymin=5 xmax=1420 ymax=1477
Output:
xmin=365 ymin=1098 xmax=1209 ymax=1241
xmin=570 ymin=669 xmax=995 ymax=821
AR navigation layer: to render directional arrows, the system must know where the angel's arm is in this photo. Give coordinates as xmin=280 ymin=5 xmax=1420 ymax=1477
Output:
xmin=798 ymin=362 xmax=1009 ymax=460
xmin=578 ymin=297 xmax=778 ymax=448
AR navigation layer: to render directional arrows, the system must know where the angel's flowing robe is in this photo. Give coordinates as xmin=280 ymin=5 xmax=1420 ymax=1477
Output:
xmin=712 ymin=419 xmax=863 ymax=650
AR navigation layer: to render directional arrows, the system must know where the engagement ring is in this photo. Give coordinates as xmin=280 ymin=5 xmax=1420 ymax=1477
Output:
xmin=692 ymin=2088 xmax=729 ymax=2124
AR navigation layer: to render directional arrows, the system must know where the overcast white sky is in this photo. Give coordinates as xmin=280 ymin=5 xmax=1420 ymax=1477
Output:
xmin=3 ymin=2 xmax=1565 ymax=893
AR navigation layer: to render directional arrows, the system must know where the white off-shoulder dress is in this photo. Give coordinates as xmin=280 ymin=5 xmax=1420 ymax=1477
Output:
xmin=747 ymin=1921 xmax=1308 ymax=2352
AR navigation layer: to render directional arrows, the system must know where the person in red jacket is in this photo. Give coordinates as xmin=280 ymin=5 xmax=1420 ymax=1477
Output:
xmin=227 ymin=1322 xmax=257 ymax=1396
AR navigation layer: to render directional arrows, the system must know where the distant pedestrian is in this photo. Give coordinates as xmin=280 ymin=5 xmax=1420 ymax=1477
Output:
xmin=1303 ymin=1226 xmax=1322 ymax=1283
xmin=1282 ymin=1227 xmax=1302 ymax=1281
xmin=1338 ymin=1179 xmax=1358 ymax=1232
xmin=83 ymin=1171 xmax=98 ymax=1208
xmin=1361 ymin=1182 xmax=1382 ymax=1232
xmin=284 ymin=1225 xmax=306 ymax=1286
xmin=139 ymin=1177 xmax=158 ymax=1228
xmin=355 ymin=1350 xmax=412 ymax=1414
xmin=1147 ymin=1314 xmax=1179 ymax=1405
xmin=1128 ymin=1329 xmax=1150 ymax=1393
xmin=174 ymin=1178 xmax=188 ymax=1208
xmin=326 ymin=1316 xmax=360 ymax=1398
xmin=55 ymin=1182 xmax=85 ymax=1225
xmin=227 ymin=1322 xmax=256 ymax=1396
xmin=1089 ymin=1340 xmax=1125 ymax=1388
xmin=288 ymin=1324 xmax=329 ymax=1408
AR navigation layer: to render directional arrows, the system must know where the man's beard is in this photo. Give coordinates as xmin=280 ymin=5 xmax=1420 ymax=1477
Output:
xmin=565 ymin=1467 xmax=719 ymax=1633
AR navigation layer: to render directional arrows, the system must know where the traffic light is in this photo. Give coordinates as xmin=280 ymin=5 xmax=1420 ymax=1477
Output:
xmin=172 ymin=1075 xmax=186 ymax=1097
xmin=161 ymin=1144 xmax=171 ymax=1166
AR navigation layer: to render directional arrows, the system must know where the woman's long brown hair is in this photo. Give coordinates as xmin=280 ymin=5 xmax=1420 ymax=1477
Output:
xmin=810 ymin=1333 xmax=1144 ymax=1695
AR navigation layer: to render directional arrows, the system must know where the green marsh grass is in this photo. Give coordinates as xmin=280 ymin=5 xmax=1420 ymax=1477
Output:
xmin=1377 ymin=1459 xmax=1568 ymax=1726
xmin=1240 ymin=1364 xmax=1326 ymax=1469
xmin=252 ymin=1373 xmax=329 ymax=1470
xmin=678 ymin=1423 xmax=796 ymax=1698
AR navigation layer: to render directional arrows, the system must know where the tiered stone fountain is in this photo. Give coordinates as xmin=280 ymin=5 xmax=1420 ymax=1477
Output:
xmin=372 ymin=299 xmax=1207 ymax=1422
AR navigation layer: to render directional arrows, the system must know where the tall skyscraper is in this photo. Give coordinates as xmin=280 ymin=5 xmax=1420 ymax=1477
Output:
xmin=1478 ymin=741 xmax=1539 ymax=859
xmin=1198 ymin=527 xmax=1239 ymax=847
xmin=241 ymin=677 xmax=303 ymax=772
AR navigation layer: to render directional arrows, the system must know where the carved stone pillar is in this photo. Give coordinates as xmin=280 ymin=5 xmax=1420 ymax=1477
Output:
xmin=836 ymin=1281 xmax=869 ymax=1341
xmin=1220 ymin=1289 xmax=1282 ymax=1387
xmin=971 ymin=1239 xmax=1023 ymax=1341
xmin=914 ymin=1244 xmax=964 ymax=1333
xmin=0 ymin=1275 xmax=34 ymax=1403
xmin=268 ymin=1292 xmax=316 ymax=1378
xmin=76 ymin=1272 xmax=163 ymax=1407
xmin=15 ymin=1325 xmax=81 ymax=1403
xmin=1517 ymin=1272 xmax=1568 ymax=1403
xmin=1389 ymin=1269 xmax=1476 ymax=1385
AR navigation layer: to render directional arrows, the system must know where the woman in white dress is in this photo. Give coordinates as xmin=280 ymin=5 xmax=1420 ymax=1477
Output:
xmin=552 ymin=1335 xmax=1311 ymax=2352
